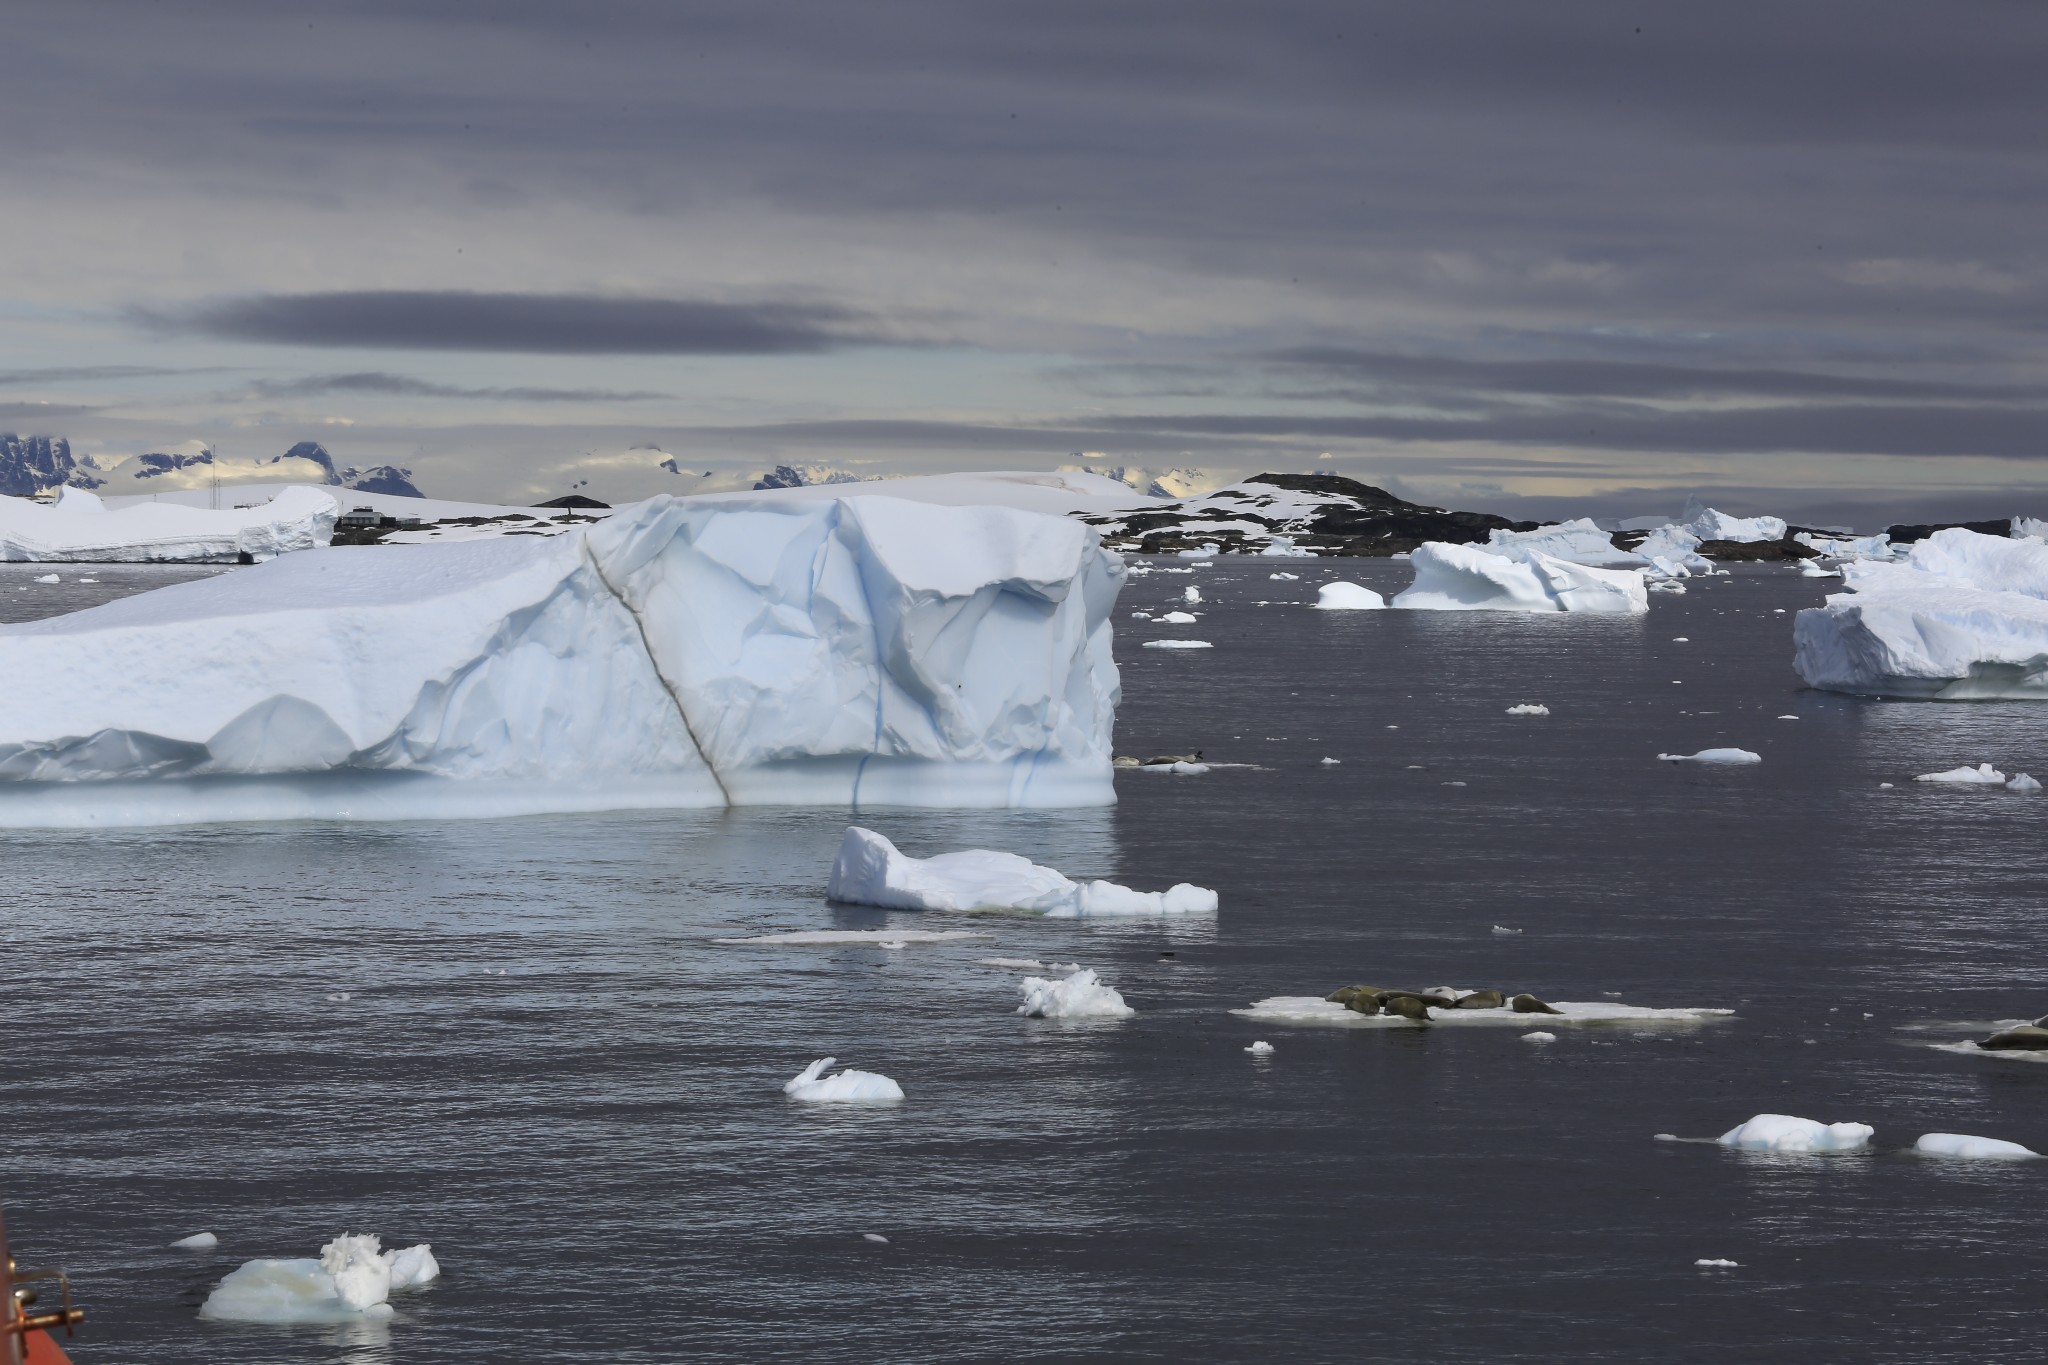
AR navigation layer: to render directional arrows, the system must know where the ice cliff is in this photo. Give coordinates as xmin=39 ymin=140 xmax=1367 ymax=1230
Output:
xmin=0 ymin=494 xmax=1123 ymax=825
xmin=1794 ymin=527 xmax=2048 ymax=698
xmin=0 ymin=485 xmax=337 ymax=562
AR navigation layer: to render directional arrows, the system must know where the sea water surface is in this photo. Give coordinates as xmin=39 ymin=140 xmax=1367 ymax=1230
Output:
xmin=4 ymin=557 xmax=2047 ymax=1364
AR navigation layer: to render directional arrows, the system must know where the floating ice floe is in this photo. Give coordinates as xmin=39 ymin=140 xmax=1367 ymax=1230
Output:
xmin=712 ymin=928 xmax=990 ymax=945
xmin=1794 ymin=528 xmax=2048 ymax=699
xmin=1157 ymin=610 xmax=1199 ymax=624
xmin=1657 ymin=748 xmax=1762 ymax=764
xmin=1319 ymin=756 xmax=1341 ymax=765
xmin=1798 ymin=560 xmax=1841 ymax=578
xmin=1915 ymin=764 xmax=2006 ymax=785
xmin=2011 ymin=773 xmax=2043 ymax=792
xmin=1914 ymin=1132 xmax=2039 ymax=1159
xmin=1137 ymin=760 xmax=1209 ymax=774
xmin=0 ymin=493 xmax=1124 ymax=826
xmin=1522 ymin=1032 xmax=1557 ymax=1043
xmin=1017 ymin=967 xmax=1134 ymax=1019
xmin=1695 ymin=1258 xmax=1739 ymax=1268
xmin=826 ymin=826 xmax=1217 ymax=917
xmin=1183 ymin=586 xmax=1202 ymax=604
xmin=1796 ymin=531 xmax=1894 ymax=562
xmin=1232 ymin=996 xmax=1731 ymax=1028
xmin=199 ymin=1232 xmax=439 ymax=1324
xmin=1716 ymin=1114 xmax=1872 ymax=1153
xmin=1245 ymin=1040 xmax=1275 ymax=1054
xmin=1492 ymin=925 xmax=1522 ymax=934
xmin=1269 ymin=572 xmax=1300 ymax=581
xmin=1393 ymin=541 xmax=1648 ymax=614
xmin=1142 ymin=640 xmax=1213 ymax=649
xmin=172 ymin=1232 xmax=219 ymax=1250
xmin=1505 ymin=703 xmax=1549 ymax=716
xmin=31 ymin=573 xmax=58 ymax=584
xmin=1313 ymin=581 xmax=1385 ymax=610
xmin=784 ymin=1058 xmax=904 ymax=1103
xmin=0 ymin=486 xmax=338 ymax=563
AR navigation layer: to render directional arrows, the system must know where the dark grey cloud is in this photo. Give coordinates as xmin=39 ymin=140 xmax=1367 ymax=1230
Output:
xmin=0 ymin=365 xmax=213 ymax=387
xmin=135 ymin=293 xmax=894 ymax=355
xmin=1256 ymin=349 xmax=2025 ymax=404
xmin=246 ymin=371 xmax=669 ymax=402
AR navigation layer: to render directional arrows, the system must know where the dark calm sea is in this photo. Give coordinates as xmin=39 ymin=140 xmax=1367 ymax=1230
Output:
xmin=4 ymin=556 xmax=2047 ymax=1364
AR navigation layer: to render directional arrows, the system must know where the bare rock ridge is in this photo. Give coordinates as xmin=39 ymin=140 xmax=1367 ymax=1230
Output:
xmin=1080 ymin=472 xmax=1540 ymax=557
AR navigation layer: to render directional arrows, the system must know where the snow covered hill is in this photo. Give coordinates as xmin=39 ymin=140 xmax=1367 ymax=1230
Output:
xmin=1078 ymin=472 xmax=1536 ymax=556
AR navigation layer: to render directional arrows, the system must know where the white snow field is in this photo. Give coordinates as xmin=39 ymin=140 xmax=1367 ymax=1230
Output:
xmin=1231 ymin=997 xmax=1733 ymax=1028
xmin=1016 ymin=967 xmax=1135 ymax=1019
xmin=199 ymin=1232 xmax=439 ymax=1324
xmin=1313 ymin=581 xmax=1386 ymax=610
xmin=0 ymin=485 xmax=337 ymax=563
xmin=1794 ymin=528 xmax=2048 ymax=698
xmin=1393 ymin=542 xmax=1649 ymax=614
xmin=0 ymin=494 xmax=1123 ymax=826
xmin=1716 ymin=1114 xmax=1873 ymax=1153
xmin=827 ymin=826 xmax=1217 ymax=917
xmin=1913 ymin=1132 xmax=2040 ymax=1159
xmin=1657 ymin=748 xmax=1763 ymax=765
xmin=783 ymin=1058 xmax=904 ymax=1103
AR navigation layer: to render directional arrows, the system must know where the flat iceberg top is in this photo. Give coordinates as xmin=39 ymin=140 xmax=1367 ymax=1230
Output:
xmin=1231 ymin=996 xmax=1733 ymax=1027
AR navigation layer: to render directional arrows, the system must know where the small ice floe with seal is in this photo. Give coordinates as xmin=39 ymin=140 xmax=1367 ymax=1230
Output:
xmin=826 ymin=826 xmax=1217 ymax=918
xmin=1928 ymin=1013 xmax=2048 ymax=1062
xmin=198 ymin=1232 xmax=440 ymax=1324
xmin=1233 ymin=983 xmax=1731 ymax=1029
xmin=784 ymin=1058 xmax=904 ymax=1103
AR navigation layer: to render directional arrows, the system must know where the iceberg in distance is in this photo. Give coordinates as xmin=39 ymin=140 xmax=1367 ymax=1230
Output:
xmin=828 ymin=825 xmax=1217 ymax=917
xmin=0 ymin=485 xmax=337 ymax=562
xmin=1794 ymin=528 xmax=2048 ymax=699
xmin=0 ymin=494 xmax=1123 ymax=825
xmin=1394 ymin=541 xmax=1648 ymax=614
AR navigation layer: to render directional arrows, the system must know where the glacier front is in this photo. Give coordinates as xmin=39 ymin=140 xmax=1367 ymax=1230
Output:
xmin=1793 ymin=527 xmax=2048 ymax=699
xmin=0 ymin=493 xmax=1123 ymax=825
xmin=0 ymin=485 xmax=337 ymax=562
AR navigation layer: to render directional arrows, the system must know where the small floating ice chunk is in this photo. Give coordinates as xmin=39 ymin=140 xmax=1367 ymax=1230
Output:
xmin=172 ymin=1232 xmax=219 ymax=1250
xmin=1716 ymin=1114 xmax=1873 ymax=1153
xmin=1695 ymin=1258 xmax=1739 ymax=1268
xmin=2010 ymin=773 xmax=2043 ymax=793
xmin=1139 ymin=760 xmax=1210 ymax=774
xmin=1245 ymin=1040 xmax=1275 ymax=1054
xmin=32 ymin=573 xmax=59 ymax=584
xmin=1017 ymin=967 xmax=1134 ymax=1019
xmin=1492 ymin=925 xmax=1522 ymax=935
xmin=1776 ymin=714 xmax=1799 ymax=720
xmin=1505 ymin=703 xmax=1549 ymax=716
xmin=976 ymin=957 xmax=1047 ymax=970
xmin=1657 ymin=748 xmax=1762 ymax=764
xmin=784 ymin=1057 xmax=904 ymax=1102
xmin=1671 ymin=637 xmax=1690 ymax=642
xmin=1129 ymin=611 xmax=1151 ymax=619
xmin=1142 ymin=639 xmax=1213 ymax=649
xmin=1915 ymin=763 xmax=2007 ymax=785
xmin=1183 ymin=586 xmax=1202 ymax=604
xmin=862 ymin=1233 xmax=890 ymax=1244
xmin=198 ymin=1232 xmax=438 ymax=1324
xmin=1158 ymin=610 xmax=1199 ymax=624
xmin=1313 ymin=581 xmax=1385 ymax=611
xmin=1269 ymin=572 xmax=1299 ymax=581
xmin=1914 ymin=1132 xmax=2040 ymax=1159
xmin=1879 ymin=782 xmax=1894 ymax=789
xmin=1522 ymin=1031 xmax=1557 ymax=1044
xmin=1319 ymin=756 xmax=1341 ymax=765
xmin=826 ymin=827 xmax=1216 ymax=917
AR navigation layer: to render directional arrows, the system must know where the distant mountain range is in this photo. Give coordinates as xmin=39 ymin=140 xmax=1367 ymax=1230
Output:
xmin=0 ymin=434 xmax=422 ymax=498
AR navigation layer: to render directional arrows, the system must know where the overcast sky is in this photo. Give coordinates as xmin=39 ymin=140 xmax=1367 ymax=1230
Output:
xmin=6 ymin=0 xmax=2047 ymax=522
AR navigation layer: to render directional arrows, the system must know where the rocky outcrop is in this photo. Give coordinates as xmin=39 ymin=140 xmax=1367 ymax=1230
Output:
xmin=1080 ymin=472 xmax=1536 ymax=556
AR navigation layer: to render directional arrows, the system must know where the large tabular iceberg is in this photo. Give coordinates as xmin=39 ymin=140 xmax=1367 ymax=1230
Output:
xmin=1393 ymin=541 xmax=1648 ymax=614
xmin=0 ymin=494 xmax=1123 ymax=825
xmin=1794 ymin=528 xmax=2048 ymax=698
xmin=0 ymin=485 xmax=337 ymax=562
